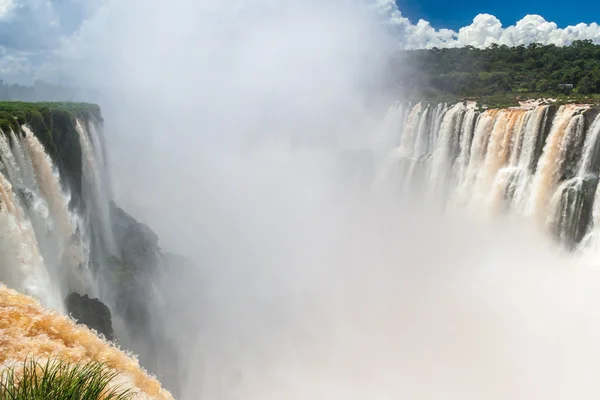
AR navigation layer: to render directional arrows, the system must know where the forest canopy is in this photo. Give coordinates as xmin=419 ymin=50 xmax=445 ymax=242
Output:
xmin=2 ymin=41 xmax=600 ymax=107
xmin=396 ymin=40 xmax=600 ymax=103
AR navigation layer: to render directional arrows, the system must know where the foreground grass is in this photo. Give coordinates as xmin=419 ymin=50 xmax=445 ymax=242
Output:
xmin=0 ymin=357 xmax=135 ymax=400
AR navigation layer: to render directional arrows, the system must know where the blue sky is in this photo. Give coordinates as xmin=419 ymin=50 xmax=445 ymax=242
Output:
xmin=0 ymin=0 xmax=600 ymax=84
xmin=395 ymin=0 xmax=600 ymax=30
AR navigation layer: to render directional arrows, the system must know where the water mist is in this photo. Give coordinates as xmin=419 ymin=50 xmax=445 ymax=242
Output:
xmin=40 ymin=0 xmax=600 ymax=399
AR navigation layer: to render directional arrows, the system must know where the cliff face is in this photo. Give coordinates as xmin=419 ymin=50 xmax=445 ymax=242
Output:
xmin=0 ymin=102 xmax=183 ymax=396
xmin=0 ymin=102 xmax=101 ymax=209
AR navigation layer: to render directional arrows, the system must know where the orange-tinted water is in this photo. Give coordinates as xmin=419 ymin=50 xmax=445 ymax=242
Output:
xmin=0 ymin=283 xmax=173 ymax=400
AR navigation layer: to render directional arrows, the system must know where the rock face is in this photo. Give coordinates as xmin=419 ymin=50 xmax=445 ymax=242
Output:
xmin=122 ymin=221 xmax=160 ymax=271
xmin=109 ymin=203 xmax=161 ymax=331
xmin=65 ymin=292 xmax=115 ymax=341
xmin=108 ymin=202 xmax=182 ymax=396
xmin=111 ymin=203 xmax=161 ymax=272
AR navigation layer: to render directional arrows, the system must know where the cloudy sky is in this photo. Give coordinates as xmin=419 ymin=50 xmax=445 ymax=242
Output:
xmin=0 ymin=0 xmax=600 ymax=84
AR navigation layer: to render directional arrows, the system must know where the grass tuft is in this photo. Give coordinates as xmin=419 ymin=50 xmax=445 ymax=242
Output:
xmin=0 ymin=357 xmax=137 ymax=400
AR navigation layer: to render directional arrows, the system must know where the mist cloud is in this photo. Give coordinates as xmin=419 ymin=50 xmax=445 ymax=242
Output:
xmin=3 ymin=1 xmax=600 ymax=399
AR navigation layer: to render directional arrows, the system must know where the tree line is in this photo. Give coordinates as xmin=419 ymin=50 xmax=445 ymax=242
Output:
xmin=396 ymin=40 xmax=600 ymax=100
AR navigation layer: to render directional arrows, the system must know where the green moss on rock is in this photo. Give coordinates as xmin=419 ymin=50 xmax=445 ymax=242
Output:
xmin=0 ymin=101 xmax=102 ymax=210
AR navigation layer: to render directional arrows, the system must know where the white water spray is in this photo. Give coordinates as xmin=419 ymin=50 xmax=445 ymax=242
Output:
xmin=22 ymin=126 xmax=91 ymax=295
xmin=76 ymin=120 xmax=118 ymax=257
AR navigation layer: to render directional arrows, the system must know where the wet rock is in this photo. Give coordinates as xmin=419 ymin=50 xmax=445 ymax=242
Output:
xmin=16 ymin=187 xmax=35 ymax=208
xmin=65 ymin=292 xmax=115 ymax=341
xmin=110 ymin=203 xmax=161 ymax=272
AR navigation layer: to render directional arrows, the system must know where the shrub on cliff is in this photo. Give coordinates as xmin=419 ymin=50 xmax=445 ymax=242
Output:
xmin=0 ymin=357 xmax=135 ymax=400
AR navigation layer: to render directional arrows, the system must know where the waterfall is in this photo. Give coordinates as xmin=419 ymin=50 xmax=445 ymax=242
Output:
xmin=475 ymin=109 xmax=521 ymax=206
xmin=544 ymin=114 xmax=587 ymax=241
xmin=454 ymin=108 xmax=477 ymax=186
xmin=566 ymin=113 xmax=600 ymax=248
xmin=0 ymin=122 xmax=104 ymax=309
xmin=485 ymin=111 xmax=529 ymax=213
xmin=0 ymin=133 xmax=23 ymax=186
xmin=405 ymin=104 xmax=432 ymax=192
xmin=0 ymin=169 xmax=61 ymax=310
xmin=9 ymin=129 xmax=38 ymax=190
xmin=413 ymin=106 xmax=431 ymax=157
xmin=22 ymin=127 xmax=92 ymax=297
xmin=5 ymin=99 xmax=600 ymax=398
xmin=429 ymin=103 xmax=466 ymax=201
xmin=455 ymin=109 xmax=499 ymax=206
xmin=398 ymin=102 xmax=423 ymax=155
xmin=372 ymin=102 xmax=427 ymax=195
xmin=87 ymin=119 xmax=117 ymax=207
xmin=526 ymin=105 xmax=586 ymax=223
xmin=381 ymin=103 xmax=405 ymax=148
xmin=76 ymin=120 xmax=118 ymax=257
xmin=429 ymin=103 xmax=448 ymax=151
xmin=0 ymin=110 xmax=174 ymax=397
xmin=578 ymin=113 xmax=600 ymax=177
xmin=23 ymin=128 xmax=73 ymax=239
xmin=376 ymin=102 xmax=600 ymax=250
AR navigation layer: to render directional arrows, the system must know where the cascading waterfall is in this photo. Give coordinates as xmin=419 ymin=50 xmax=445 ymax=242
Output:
xmin=454 ymin=109 xmax=500 ymax=208
xmin=381 ymin=102 xmax=405 ymax=149
xmin=4 ymin=99 xmax=600 ymax=399
xmin=525 ymin=105 xmax=586 ymax=223
xmin=484 ymin=111 xmax=528 ymax=214
xmin=399 ymin=102 xmax=423 ymax=154
xmin=372 ymin=102 xmax=431 ymax=195
xmin=429 ymin=103 xmax=448 ymax=151
xmin=0 ymin=133 xmax=23 ymax=186
xmin=429 ymin=103 xmax=465 ymax=202
xmin=454 ymin=108 xmax=477 ymax=187
xmin=76 ymin=120 xmax=118 ymax=257
xmin=0 ymin=105 xmax=176 ymax=398
xmin=9 ymin=128 xmax=38 ymax=190
xmin=0 ymin=170 xmax=61 ymax=310
xmin=567 ymin=113 xmax=600 ymax=249
xmin=23 ymin=127 xmax=73 ymax=239
xmin=87 ymin=119 xmax=115 ymax=204
xmin=0 ymin=115 xmax=118 ymax=313
xmin=505 ymin=106 xmax=550 ymax=212
xmin=543 ymin=114 xmax=587 ymax=242
xmin=23 ymin=127 xmax=92 ymax=296
xmin=413 ymin=106 xmax=431 ymax=158
xmin=376 ymin=102 xmax=600 ymax=250
xmin=478 ymin=110 xmax=520 ymax=196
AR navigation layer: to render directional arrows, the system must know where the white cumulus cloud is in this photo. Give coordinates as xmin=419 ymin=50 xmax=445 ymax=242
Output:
xmin=0 ymin=0 xmax=14 ymax=19
xmin=375 ymin=1 xmax=600 ymax=49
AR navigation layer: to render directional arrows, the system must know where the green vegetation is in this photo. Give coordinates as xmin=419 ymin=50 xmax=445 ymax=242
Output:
xmin=0 ymin=101 xmax=102 ymax=205
xmin=0 ymin=357 xmax=135 ymax=400
xmin=0 ymin=102 xmax=102 ymax=130
xmin=399 ymin=40 xmax=600 ymax=105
